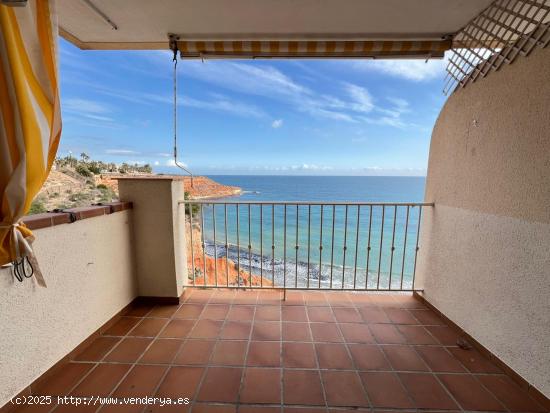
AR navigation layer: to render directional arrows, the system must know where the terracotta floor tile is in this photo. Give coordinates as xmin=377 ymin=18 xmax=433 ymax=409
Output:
xmin=477 ymin=374 xmax=546 ymax=412
xmin=247 ymin=341 xmax=281 ymax=367
xmin=148 ymin=304 xmax=180 ymax=318
xmin=255 ymin=305 xmax=281 ymax=321
xmin=282 ymin=306 xmax=308 ymax=322
xmin=33 ymin=362 xmax=95 ymax=396
xmin=71 ymin=364 xmax=131 ymax=396
xmin=348 ymin=344 xmax=391 ymax=371
xmin=425 ymin=326 xmax=460 ymax=345
xmin=74 ymin=336 xmax=120 ymax=361
xmin=382 ymin=345 xmax=429 ymax=372
xmin=193 ymin=404 xmax=236 ymax=413
xmin=284 ymin=409 xmax=326 ymax=413
xmin=12 ymin=402 xmax=55 ymax=413
xmin=449 ymin=347 xmax=502 ymax=373
xmin=257 ymin=290 xmax=282 ymax=305
xmin=283 ymin=342 xmax=317 ymax=368
xmin=283 ymin=370 xmax=325 ymax=406
xmin=415 ymin=346 xmax=466 ymax=372
xmin=321 ymin=370 xmax=369 ymax=407
xmin=145 ymin=402 xmax=191 ymax=412
xmin=99 ymin=404 xmax=144 ymax=413
xmin=398 ymin=372 xmax=458 ymax=409
xmin=358 ymin=307 xmax=390 ymax=324
xmin=189 ymin=319 xmax=224 ymax=339
xmin=303 ymin=292 xmax=329 ymax=306
xmin=197 ymin=367 xmax=243 ymax=402
xmin=360 ymin=372 xmax=414 ymax=408
xmin=113 ymin=365 xmax=167 ymax=397
xmin=104 ymin=317 xmax=141 ymax=336
xmin=220 ymin=321 xmax=252 ymax=340
xmin=211 ymin=340 xmax=248 ymax=366
xmin=339 ymin=323 xmax=375 ymax=343
xmin=396 ymin=325 xmax=437 ymax=345
xmin=209 ymin=290 xmax=236 ymax=305
xmin=227 ymin=305 xmax=255 ymax=321
xmin=439 ymin=374 xmax=505 ymax=411
xmin=409 ymin=309 xmax=445 ymax=325
xmin=315 ymin=343 xmax=353 ymax=369
xmin=173 ymin=339 xmax=215 ymax=365
xmin=240 ymin=407 xmax=280 ymax=413
xmin=390 ymin=294 xmax=426 ymax=309
xmin=187 ymin=290 xmax=213 ymax=303
xmin=306 ymin=307 xmax=334 ymax=322
xmin=160 ymin=319 xmax=196 ymax=338
xmin=233 ymin=291 xmax=258 ymax=305
xmin=369 ymin=324 xmax=406 ymax=344
xmin=252 ymin=321 xmax=281 ymax=341
xmin=310 ymin=323 xmax=343 ymax=342
xmin=283 ymin=291 xmax=304 ymax=306
xmin=156 ymin=366 xmax=204 ymax=398
xmin=125 ymin=304 xmax=153 ymax=317
xmin=174 ymin=304 xmax=204 ymax=319
xmin=104 ymin=337 xmax=152 ymax=363
xmin=129 ymin=318 xmax=169 ymax=337
xmin=282 ymin=322 xmax=312 ymax=341
xmin=332 ymin=307 xmax=362 ymax=323
xmin=55 ymin=403 xmax=98 ymax=413
xmin=326 ymin=292 xmax=354 ymax=307
xmin=139 ymin=339 xmax=183 ymax=364
xmin=201 ymin=304 xmax=230 ymax=320
xmin=240 ymin=367 xmax=282 ymax=404
xmin=384 ymin=308 xmax=419 ymax=324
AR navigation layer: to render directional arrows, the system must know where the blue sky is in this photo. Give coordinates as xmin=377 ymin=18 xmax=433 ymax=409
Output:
xmin=58 ymin=38 xmax=449 ymax=176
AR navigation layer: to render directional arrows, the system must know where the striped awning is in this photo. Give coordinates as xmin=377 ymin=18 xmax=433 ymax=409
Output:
xmin=0 ymin=0 xmax=62 ymax=285
xmin=175 ymin=39 xmax=451 ymax=59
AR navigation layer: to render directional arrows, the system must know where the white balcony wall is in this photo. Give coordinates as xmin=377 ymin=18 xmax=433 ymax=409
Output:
xmin=0 ymin=211 xmax=137 ymax=406
xmin=417 ymin=46 xmax=550 ymax=397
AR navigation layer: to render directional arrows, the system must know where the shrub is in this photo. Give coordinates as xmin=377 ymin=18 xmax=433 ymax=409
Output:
xmin=96 ymin=184 xmax=108 ymax=190
xmin=29 ymin=199 xmax=47 ymax=215
xmin=75 ymin=164 xmax=92 ymax=177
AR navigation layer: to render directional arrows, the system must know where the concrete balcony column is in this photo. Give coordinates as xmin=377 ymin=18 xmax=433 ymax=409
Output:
xmin=117 ymin=176 xmax=188 ymax=302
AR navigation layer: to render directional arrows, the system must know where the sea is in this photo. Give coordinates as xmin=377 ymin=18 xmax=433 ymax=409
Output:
xmin=193 ymin=176 xmax=426 ymax=290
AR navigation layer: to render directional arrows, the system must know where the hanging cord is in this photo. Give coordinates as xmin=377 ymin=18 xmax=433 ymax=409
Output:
xmin=170 ymin=37 xmax=194 ymax=187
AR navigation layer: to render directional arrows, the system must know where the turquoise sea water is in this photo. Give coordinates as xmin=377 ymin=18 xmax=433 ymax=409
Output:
xmin=192 ymin=176 xmax=426 ymax=290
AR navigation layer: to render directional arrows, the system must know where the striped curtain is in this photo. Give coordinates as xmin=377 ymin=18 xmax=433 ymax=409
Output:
xmin=0 ymin=0 xmax=61 ymax=286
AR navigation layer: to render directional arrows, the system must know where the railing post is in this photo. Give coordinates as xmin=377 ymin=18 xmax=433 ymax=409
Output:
xmin=117 ymin=176 xmax=188 ymax=302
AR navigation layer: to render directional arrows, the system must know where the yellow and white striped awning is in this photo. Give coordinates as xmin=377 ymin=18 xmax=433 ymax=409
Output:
xmin=175 ymin=39 xmax=451 ymax=59
xmin=0 ymin=0 xmax=61 ymax=285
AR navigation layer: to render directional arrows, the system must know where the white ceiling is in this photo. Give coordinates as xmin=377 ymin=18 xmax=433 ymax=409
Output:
xmin=57 ymin=0 xmax=494 ymax=50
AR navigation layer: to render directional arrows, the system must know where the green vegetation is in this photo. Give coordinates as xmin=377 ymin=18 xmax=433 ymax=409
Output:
xmin=184 ymin=191 xmax=200 ymax=216
xmin=55 ymin=152 xmax=152 ymax=177
xmin=29 ymin=198 xmax=47 ymax=215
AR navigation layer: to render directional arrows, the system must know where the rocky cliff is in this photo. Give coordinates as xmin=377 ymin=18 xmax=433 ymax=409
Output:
xmin=185 ymin=217 xmax=271 ymax=287
xmin=183 ymin=176 xmax=241 ymax=199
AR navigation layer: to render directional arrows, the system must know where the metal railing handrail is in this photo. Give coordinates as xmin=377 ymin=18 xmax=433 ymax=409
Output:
xmin=182 ymin=200 xmax=433 ymax=292
xmin=179 ymin=200 xmax=434 ymax=206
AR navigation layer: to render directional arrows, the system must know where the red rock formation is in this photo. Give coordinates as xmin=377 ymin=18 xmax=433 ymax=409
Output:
xmin=185 ymin=217 xmax=271 ymax=287
xmin=183 ymin=176 xmax=241 ymax=199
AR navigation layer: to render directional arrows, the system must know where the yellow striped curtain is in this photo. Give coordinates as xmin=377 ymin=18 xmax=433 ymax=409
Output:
xmin=0 ymin=0 xmax=61 ymax=286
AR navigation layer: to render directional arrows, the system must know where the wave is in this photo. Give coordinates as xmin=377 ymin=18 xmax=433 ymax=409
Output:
xmin=203 ymin=240 xmax=413 ymax=289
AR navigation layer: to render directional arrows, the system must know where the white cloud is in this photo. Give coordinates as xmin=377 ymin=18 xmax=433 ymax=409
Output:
xmin=271 ymin=119 xmax=283 ymax=128
xmin=63 ymin=98 xmax=111 ymax=114
xmin=105 ymin=149 xmax=140 ymax=155
xmin=345 ymin=83 xmax=375 ymax=113
xmin=166 ymin=159 xmax=189 ymax=168
xmin=351 ymin=56 xmax=448 ymax=82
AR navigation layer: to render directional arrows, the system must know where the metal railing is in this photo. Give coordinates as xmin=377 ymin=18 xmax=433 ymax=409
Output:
xmin=180 ymin=201 xmax=433 ymax=291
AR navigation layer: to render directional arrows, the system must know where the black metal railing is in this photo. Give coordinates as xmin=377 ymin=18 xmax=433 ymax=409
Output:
xmin=180 ymin=201 xmax=433 ymax=291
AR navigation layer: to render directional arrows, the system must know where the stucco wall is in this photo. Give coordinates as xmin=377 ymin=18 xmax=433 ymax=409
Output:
xmin=0 ymin=211 xmax=137 ymax=406
xmin=417 ymin=46 xmax=550 ymax=397
xmin=118 ymin=178 xmax=187 ymax=298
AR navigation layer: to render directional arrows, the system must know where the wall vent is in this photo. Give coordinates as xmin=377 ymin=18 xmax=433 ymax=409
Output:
xmin=444 ymin=0 xmax=550 ymax=95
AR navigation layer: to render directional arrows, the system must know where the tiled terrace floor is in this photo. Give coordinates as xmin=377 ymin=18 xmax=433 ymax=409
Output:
xmin=16 ymin=289 xmax=547 ymax=413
